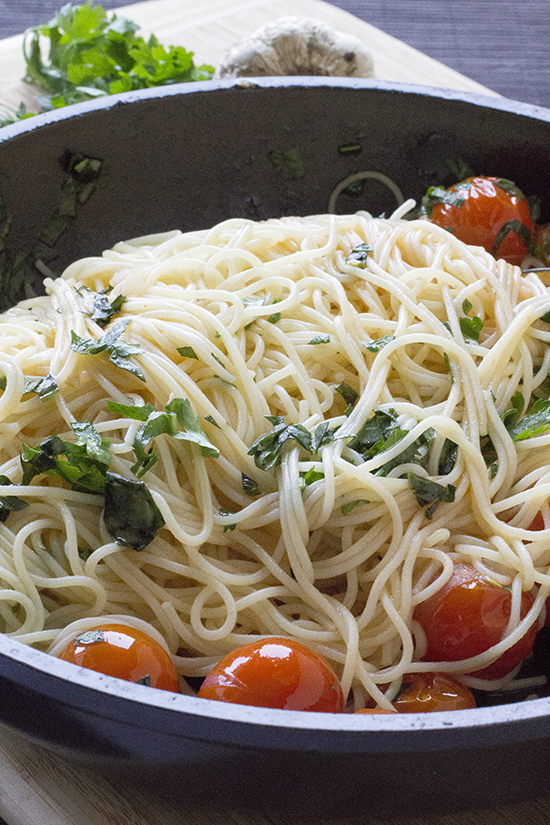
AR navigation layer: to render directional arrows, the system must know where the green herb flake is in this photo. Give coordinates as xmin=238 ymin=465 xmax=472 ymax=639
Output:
xmin=103 ymin=471 xmax=165 ymax=551
xmin=0 ymin=475 xmax=29 ymax=522
xmin=70 ymin=321 xmax=145 ymax=381
xmin=408 ymin=473 xmax=456 ymax=519
xmin=364 ymin=335 xmax=395 ymax=353
xmin=506 ymin=398 xmax=550 ymax=441
xmin=177 ymin=346 xmax=198 ymax=359
xmin=242 ymin=473 xmax=260 ymax=497
xmin=491 ymin=220 xmax=532 ymax=258
xmin=23 ymin=374 xmax=59 ymax=401
xmin=302 ymin=468 xmax=325 ymax=487
xmin=459 ymin=315 xmax=483 ymax=342
xmin=341 ymin=499 xmax=368 ymax=516
xmin=75 ymin=629 xmax=105 ymax=645
xmin=345 ymin=242 xmax=372 ymax=269
xmin=308 ymin=334 xmax=330 ymax=345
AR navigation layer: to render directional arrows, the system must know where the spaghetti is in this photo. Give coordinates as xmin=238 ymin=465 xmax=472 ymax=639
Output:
xmin=0 ymin=209 xmax=549 ymax=710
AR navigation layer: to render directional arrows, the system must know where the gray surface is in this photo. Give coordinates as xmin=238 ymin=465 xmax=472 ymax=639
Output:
xmin=0 ymin=0 xmax=549 ymax=109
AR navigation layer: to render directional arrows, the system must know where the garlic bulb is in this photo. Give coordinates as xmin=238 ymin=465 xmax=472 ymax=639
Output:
xmin=217 ymin=17 xmax=375 ymax=79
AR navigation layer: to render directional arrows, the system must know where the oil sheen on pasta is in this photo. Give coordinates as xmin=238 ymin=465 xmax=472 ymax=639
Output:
xmin=0 ymin=210 xmax=548 ymax=711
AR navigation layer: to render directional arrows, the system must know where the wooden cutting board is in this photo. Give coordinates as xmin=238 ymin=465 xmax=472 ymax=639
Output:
xmin=0 ymin=0 xmax=498 ymax=114
xmin=0 ymin=2 xmax=537 ymax=825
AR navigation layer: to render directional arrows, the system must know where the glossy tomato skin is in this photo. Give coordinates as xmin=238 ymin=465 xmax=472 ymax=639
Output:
xmin=429 ymin=176 xmax=533 ymax=266
xmin=59 ymin=624 xmax=180 ymax=692
xmin=414 ymin=563 xmax=537 ymax=679
xmin=392 ymin=672 xmax=476 ymax=712
xmin=197 ymin=637 xmax=344 ymax=712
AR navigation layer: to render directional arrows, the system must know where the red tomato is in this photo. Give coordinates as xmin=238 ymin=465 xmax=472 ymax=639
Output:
xmin=392 ymin=672 xmax=476 ymax=712
xmin=59 ymin=624 xmax=179 ymax=692
xmin=428 ymin=176 xmax=533 ymax=265
xmin=414 ymin=563 xmax=537 ymax=679
xmin=197 ymin=637 xmax=344 ymax=712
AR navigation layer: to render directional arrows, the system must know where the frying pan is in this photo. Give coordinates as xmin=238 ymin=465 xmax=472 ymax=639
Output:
xmin=0 ymin=78 xmax=549 ymax=817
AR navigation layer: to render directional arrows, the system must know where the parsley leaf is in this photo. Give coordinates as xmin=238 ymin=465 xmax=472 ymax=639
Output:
xmin=22 ymin=2 xmax=214 ymax=114
xmin=308 ymin=334 xmax=330 ymax=345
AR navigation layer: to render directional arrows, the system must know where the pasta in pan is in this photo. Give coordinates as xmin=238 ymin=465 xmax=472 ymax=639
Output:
xmin=0 ymin=205 xmax=548 ymax=710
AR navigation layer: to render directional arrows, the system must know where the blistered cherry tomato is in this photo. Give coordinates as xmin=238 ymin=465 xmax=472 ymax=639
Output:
xmin=392 ymin=672 xmax=476 ymax=712
xmin=428 ymin=176 xmax=533 ymax=265
xmin=414 ymin=563 xmax=537 ymax=679
xmin=197 ymin=637 xmax=344 ymax=712
xmin=59 ymin=624 xmax=179 ymax=692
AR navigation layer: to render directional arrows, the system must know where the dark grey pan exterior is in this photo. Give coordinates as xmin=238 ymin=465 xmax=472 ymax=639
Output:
xmin=0 ymin=78 xmax=549 ymax=816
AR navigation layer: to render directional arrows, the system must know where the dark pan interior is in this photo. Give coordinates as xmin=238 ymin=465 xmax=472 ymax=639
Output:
xmin=0 ymin=78 xmax=549 ymax=816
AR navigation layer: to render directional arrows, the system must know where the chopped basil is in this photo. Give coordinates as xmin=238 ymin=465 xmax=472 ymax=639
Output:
xmin=364 ymin=335 xmax=394 ymax=353
xmin=345 ymin=242 xmax=372 ymax=269
xmin=220 ymin=508 xmax=237 ymax=532
xmin=88 ymin=291 xmax=126 ymax=328
xmin=491 ymin=221 xmax=532 ymax=258
xmin=127 ymin=398 xmax=219 ymax=476
xmin=301 ymin=468 xmax=325 ymax=487
xmin=21 ymin=427 xmax=111 ymax=493
xmin=341 ymin=499 xmax=368 ymax=516
xmin=204 ymin=415 xmax=221 ymax=429
xmin=177 ymin=346 xmax=198 ymax=359
xmin=242 ymin=473 xmax=260 ymax=497
xmin=0 ymin=152 xmax=103 ymax=310
xmin=107 ymin=401 xmax=156 ymax=421
xmin=71 ymin=321 xmax=145 ymax=381
xmin=459 ymin=315 xmax=483 ymax=342
xmin=103 ymin=472 xmax=165 ymax=551
xmin=74 ymin=629 xmax=105 ymax=645
xmin=0 ymin=475 xmax=29 ymax=522
xmin=23 ymin=374 xmax=59 ymax=401
xmin=408 ymin=473 xmax=456 ymax=519
xmin=308 ymin=334 xmax=330 ymax=345
xmin=506 ymin=398 xmax=550 ymax=441
xmin=248 ymin=417 xmax=339 ymax=471
xmin=462 ymin=299 xmax=473 ymax=315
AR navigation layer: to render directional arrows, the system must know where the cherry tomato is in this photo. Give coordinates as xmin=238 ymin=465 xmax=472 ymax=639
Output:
xmin=59 ymin=624 xmax=179 ymax=692
xmin=428 ymin=176 xmax=533 ymax=265
xmin=414 ymin=563 xmax=537 ymax=679
xmin=392 ymin=672 xmax=476 ymax=712
xmin=197 ymin=637 xmax=344 ymax=712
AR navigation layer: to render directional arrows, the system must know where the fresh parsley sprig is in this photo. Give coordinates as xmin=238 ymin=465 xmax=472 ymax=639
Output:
xmin=15 ymin=1 xmax=214 ymax=120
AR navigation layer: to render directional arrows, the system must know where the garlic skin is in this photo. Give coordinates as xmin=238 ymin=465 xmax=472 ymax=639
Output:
xmin=217 ymin=17 xmax=375 ymax=79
